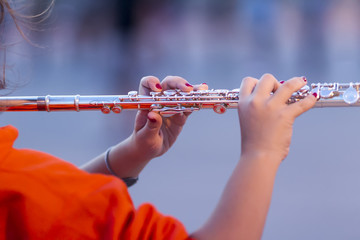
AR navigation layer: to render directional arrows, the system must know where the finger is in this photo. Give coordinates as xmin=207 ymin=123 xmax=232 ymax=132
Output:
xmin=271 ymin=76 xmax=307 ymax=104
xmin=139 ymin=76 xmax=163 ymax=95
xmin=166 ymin=112 xmax=188 ymax=127
xmin=238 ymin=77 xmax=258 ymax=98
xmin=161 ymin=76 xmax=193 ymax=92
xmin=193 ymin=83 xmax=208 ymax=91
xmin=134 ymin=110 xmax=149 ymax=132
xmin=136 ymin=111 xmax=163 ymax=137
xmin=252 ymin=73 xmax=280 ymax=98
xmin=287 ymin=93 xmax=317 ymax=117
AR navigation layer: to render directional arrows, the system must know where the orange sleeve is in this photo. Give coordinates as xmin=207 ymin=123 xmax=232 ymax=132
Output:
xmin=0 ymin=125 xmax=194 ymax=240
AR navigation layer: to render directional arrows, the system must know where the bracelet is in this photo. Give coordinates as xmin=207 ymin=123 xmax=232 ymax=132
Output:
xmin=105 ymin=147 xmax=139 ymax=187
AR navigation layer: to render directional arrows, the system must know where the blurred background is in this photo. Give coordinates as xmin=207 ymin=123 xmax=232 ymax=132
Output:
xmin=3 ymin=0 xmax=360 ymax=239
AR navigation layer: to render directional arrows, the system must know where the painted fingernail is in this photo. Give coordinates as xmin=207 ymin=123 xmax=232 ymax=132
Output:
xmin=155 ymin=83 xmax=162 ymax=90
xmin=280 ymin=81 xmax=285 ymax=84
xmin=312 ymin=92 xmax=317 ymax=98
xmin=302 ymin=76 xmax=307 ymax=82
xmin=185 ymin=83 xmax=193 ymax=88
xmin=148 ymin=116 xmax=157 ymax=123
xmin=202 ymin=83 xmax=207 ymax=85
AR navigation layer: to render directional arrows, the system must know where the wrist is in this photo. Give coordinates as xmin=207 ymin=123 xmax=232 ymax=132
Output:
xmin=127 ymin=132 xmax=155 ymax=163
xmin=107 ymin=135 xmax=151 ymax=179
xmin=241 ymin=142 xmax=289 ymax=163
xmin=105 ymin=147 xmax=139 ymax=187
xmin=113 ymin=134 xmax=151 ymax=163
xmin=129 ymin=131 xmax=162 ymax=162
xmin=240 ymin=150 xmax=283 ymax=168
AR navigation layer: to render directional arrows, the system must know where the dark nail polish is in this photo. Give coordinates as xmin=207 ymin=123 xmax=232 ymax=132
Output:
xmin=155 ymin=83 xmax=162 ymax=90
xmin=280 ymin=81 xmax=285 ymax=84
xmin=148 ymin=116 xmax=156 ymax=123
xmin=185 ymin=83 xmax=193 ymax=88
xmin=312 ymin=92 xmax=317 ymax=98
xmin=302 ymin=76 xmax=307 ymax=82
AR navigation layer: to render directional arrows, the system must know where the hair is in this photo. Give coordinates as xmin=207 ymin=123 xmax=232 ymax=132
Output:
xmin=0 ymin=0 xmax=55 ymax=89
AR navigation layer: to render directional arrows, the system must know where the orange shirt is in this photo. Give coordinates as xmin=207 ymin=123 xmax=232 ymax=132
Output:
xmin=0 ymin=125 xmax=192 ymax=240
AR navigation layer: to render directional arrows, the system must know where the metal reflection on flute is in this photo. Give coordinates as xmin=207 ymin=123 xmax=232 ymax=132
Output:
xmin=0 ymin=83 xmax=359 ymax=116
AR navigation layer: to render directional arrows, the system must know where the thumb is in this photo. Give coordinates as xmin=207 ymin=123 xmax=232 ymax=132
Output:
xmin=137 ymin=111 xmax=162 ymax=137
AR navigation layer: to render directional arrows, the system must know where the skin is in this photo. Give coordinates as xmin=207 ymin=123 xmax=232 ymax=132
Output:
xmin=83 ymin=74 xmax=317 ymax=239
xmin=82 ymin=76 xmax=208 ymax=178
xmin=192 ymin=74 xmax=317 ymax=239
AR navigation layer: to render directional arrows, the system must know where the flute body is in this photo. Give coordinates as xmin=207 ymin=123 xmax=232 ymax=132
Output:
xmin=0 ymin=94 xmax=239 ymax=116
xmin=0 ymin=83 xmax=359 ymax=116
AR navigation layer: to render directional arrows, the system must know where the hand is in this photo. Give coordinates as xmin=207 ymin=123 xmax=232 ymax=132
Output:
xmin=238 ymin=74 xmax=316 ymax=162
xmin=191 ymin=74 xmax=316 ymax=240
xmin=83 ymin=76 xmax=207 ymax=178
xmin=131 ymin=75 xmax=208 ymax=161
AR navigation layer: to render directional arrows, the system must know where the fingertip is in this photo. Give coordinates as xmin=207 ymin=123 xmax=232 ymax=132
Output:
xmin=185 ymin=83 xmax=194 ymax=88
xmin=148 ymin=82 xmax=163 ymax=93
xmin=193 ymin=83 xmax=208 ymax=91
xmin=238 ymin=76 xmax=258 ymax=97
xmin=155 ymin=83 xmax=163 ymax=90
xmin=300 ymin=93 xmax=318 ymax=109
xmin=139 ymin=76 xmax=161 ymax=94
xmin=279 ymin=76 xmax=307 ymax=92
xmin=309 ymin=92 xmax=318 ymax=106
xmin=199 ymin=83 xmax=208 ymax=90
xmin=161 ymin=76 xmax=192 ymax=91
xmin=146 ymin=112 xmax=162 ymax=130
xmin=291 ymin=76 xmax=308 ymax=91
xmin=147 ymin=115 xmax=157 ymax=123
xmin=177 ymin=81 xmax=193 ymax=92
xmin=148 ymin=111 xmax=162 ymax=122
xmin=140 ymin=76 xmax=160 ymax=85
xmin=271 ymin=77 xmax=310 ymax=107
xmin=260 ymin=73 xmax=275 ymax=80
xmin=296 ymin=76 xmax=307 ymax=86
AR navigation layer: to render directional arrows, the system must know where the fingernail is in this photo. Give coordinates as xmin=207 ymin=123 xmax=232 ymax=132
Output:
xmin=202 ymin=83 xmax=207 ymax=85
xmin=148 ymin=116 xmax=156 ymax=123
xmin=302 ymin=76 xmax=307 ymax=82
xmin=155 ymin=83 xmax=162 ymax=90
xmin=280 ymin=81 xmax=285 ymax=84
xmin=312 ymin=92 xmax=317 ymax=98
xmin=185 ymin=83 xmax=193 ymax=88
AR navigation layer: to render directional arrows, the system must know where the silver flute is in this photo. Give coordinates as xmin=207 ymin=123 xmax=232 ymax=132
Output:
xmin=0 ymin=83 xmax=359 ymax=116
